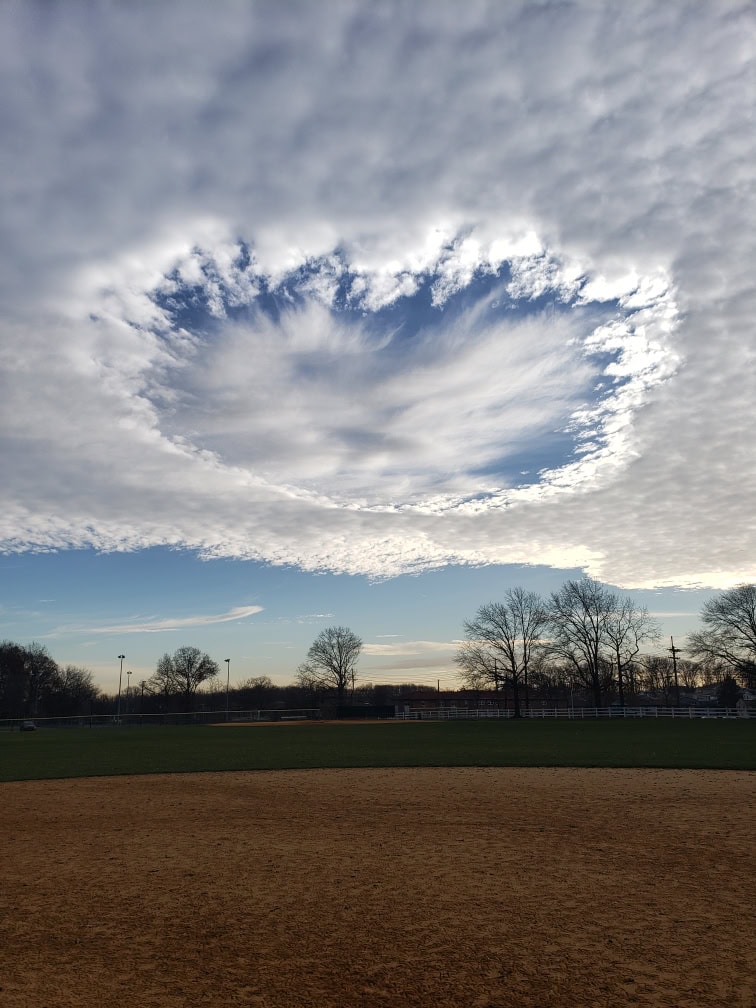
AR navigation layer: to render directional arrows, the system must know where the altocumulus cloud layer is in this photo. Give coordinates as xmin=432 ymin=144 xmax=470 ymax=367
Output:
xmin=1 ymin=1 xmax=754 ymax=588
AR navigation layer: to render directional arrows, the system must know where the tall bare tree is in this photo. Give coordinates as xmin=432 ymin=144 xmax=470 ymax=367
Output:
xmin=640 ymin=655 xmax=677 ymax=706
xmin=455 ymin=589 xmax=548 ymax=717
xmin=46 ymin=665 xmax=100 ymax=717
xmin=151 ymin=646 xmax=219 ymax=708
xmin=296 ymin=626 xmax=362 ymax=705
xmin=677 ymin=659 xmax=702 ymax=690
xmin=687 ymin=584 xmax=756 ymax=688
xmin=546 ymin=579 xmax=617 ymax=707
xmin=604 ymin=597 xmax=660 ymax=706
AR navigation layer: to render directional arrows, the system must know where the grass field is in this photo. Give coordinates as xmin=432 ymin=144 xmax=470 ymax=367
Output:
xmin=1 ymin=717 xmax=754 ymax=781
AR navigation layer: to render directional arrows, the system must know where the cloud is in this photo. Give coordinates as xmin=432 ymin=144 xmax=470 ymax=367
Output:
xmin=0 ymin=1 xmax=754 ymax=589
xmin=148 ymin=290 xmax=603 ymax=504
xmin=363 ymin=640 xmax=458 ymax=657
xmin=648 ymin=611 xmax=700 ymax=619
xmin=362 ymin=639 xmax=459 ymax=682
xmin=61 ymin=605 xmax=264 ymax=636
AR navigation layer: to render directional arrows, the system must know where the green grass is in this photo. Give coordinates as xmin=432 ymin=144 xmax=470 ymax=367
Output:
xmin=1 ymin=719 xmax=754 ymax=782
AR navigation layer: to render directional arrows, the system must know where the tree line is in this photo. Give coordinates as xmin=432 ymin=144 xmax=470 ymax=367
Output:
xmin=454 ymin=580 xmax=755 ymax=714
xmin=0 ymin=641 xmax=101 ymax=720
xmin=2 ymin=581 xmax=754 ymax=720
xmin=289 ymin=582 xmax=756 ymax=713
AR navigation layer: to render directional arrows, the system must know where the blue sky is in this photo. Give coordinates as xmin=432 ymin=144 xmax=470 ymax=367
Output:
xmin=0 ymin=549 xmax=718 ymax=695
xmin=1 ymin=2 xmax=753 ymax=692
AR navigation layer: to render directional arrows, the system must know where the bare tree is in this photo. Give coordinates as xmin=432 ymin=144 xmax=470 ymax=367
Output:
xmin=687 ymin=584 xmax=756 ymax=688
xmin=620 ymin=659 xmax=643 ymax=698
xmin=695 ymin=656 xmax=728 ymax=688
xmin=238 ymin=675 xmax=276 ymax=709
xmin=151 ymin=646 xmax=219 ymax=708
xmin=546 ymin=579 xmax=617 ymax=707
xmin=46 ymin=665 xmax=100 ymax=717
xmin=2 ymin=644 xmax=99 ymax=719
xmin=455 ymin=640 xmax=503 ymax=689
xmin=297 ymin=626 xmax=362 ymax=705
xmin=678 ymin=659 xmax=702 ymax=691
xmin=455 ymin=589 xmax=548 ymax=717
xmin=604 ymin=597 xmax=660 ymax=706
xmin=640 ymin=655 xmax=677 ymax=706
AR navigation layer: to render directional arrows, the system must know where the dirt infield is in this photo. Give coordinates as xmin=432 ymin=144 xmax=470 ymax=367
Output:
xmin=1 ymin=768 xmax=753 ymax=1008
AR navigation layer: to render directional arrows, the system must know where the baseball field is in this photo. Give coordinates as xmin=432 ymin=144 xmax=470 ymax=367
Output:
xmin=1 ymin=720 xmax=753 ymax=1007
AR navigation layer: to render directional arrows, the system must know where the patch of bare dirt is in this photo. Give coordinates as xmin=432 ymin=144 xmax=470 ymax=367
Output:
xmin=1 ymin=768 xmax=753 ymax=1007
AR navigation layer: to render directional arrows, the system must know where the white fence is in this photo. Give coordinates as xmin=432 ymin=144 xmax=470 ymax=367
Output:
xmin=395 ymin=706 xmax=750 ymax=720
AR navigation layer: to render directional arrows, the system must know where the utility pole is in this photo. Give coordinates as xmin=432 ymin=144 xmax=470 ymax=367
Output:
xmin=668 ymin=637 xmax=681 ymax=707
xmin=224 ymin=659 xmax=230 ymax=722
xmin=117 ymin=655 xmax=125 ymax=722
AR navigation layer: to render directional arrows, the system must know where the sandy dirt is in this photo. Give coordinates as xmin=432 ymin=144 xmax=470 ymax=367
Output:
xmin=1 ymin=767 xmax=753 ymax=1008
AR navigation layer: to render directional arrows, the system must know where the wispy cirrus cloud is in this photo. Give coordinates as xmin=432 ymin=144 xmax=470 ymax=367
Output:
xmin=60 ymin=605 xmax=264 ymax=636
xmin=363 ymin=640 xmax=458 ymax=657
xmin=362 ymin=639 xmax=461 ymax=683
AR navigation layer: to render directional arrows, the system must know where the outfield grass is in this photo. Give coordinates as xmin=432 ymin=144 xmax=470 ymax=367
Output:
xmin=1 ymin=719 xmax=754 ymax=781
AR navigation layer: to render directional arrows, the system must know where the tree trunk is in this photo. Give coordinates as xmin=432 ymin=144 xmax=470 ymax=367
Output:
xmin=512 ymin=680 xmax=522 ymax=718
xmin=591 ymin=675 xmax=602 ymax=707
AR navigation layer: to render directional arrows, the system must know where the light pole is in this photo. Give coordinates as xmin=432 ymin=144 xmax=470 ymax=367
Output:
xmin=117 ymin=655 xmax=125 ymax=721
xmin=225 ymin=659 xmax=230 ymax=721
xmin=127 ymin=670 xmax=132 ymax=716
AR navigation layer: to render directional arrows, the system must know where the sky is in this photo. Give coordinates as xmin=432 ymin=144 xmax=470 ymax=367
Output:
xmin=1 ymin=1 xmax=754 ymax=695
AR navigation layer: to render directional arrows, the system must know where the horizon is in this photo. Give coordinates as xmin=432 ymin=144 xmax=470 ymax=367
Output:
xmin=1 ymin=549 xmax=721 ymax=693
